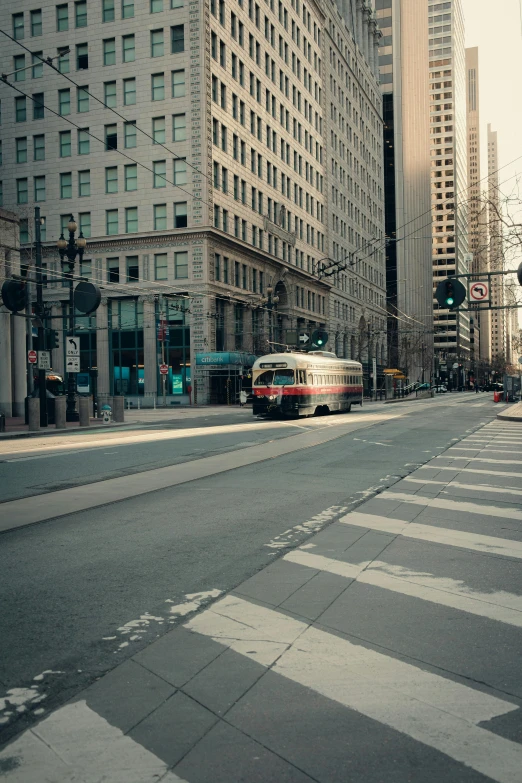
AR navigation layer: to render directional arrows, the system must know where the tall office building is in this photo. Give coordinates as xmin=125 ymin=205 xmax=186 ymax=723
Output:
xmin=0 ymin=0 xmax=385 ymax=406
xmin=376 ymin=0 xmax=433 ymax=383
xmin=429 ymin=0 xmax=470 ymax=384
xmin=465 ymin=46 xmax=489 ymax=365
xmin=487 ymin=123 xmax=506 ymax=361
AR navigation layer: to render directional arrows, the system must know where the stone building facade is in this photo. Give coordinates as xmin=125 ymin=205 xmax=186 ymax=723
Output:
xmin=0 ymin=209 xmax=26 ymax=416
xmin=0 ymin=0 xmax=385 ymax=404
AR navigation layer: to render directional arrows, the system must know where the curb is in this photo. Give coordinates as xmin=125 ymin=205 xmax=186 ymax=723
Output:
xmin=0 ymin=421 xmax=128 ymax=441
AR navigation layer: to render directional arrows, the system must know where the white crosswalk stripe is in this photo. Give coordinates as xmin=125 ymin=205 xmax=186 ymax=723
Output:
xmin=403 ymin=477 xmax=522 ymax=497
xmin=420 ymin=465 xmax=522 ymax=478
xmin=379 ymin=490 xmax=522 ymax=521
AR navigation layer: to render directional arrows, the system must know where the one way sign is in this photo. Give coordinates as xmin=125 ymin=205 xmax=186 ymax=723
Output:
xmin=299 ymin=333 xmax=309 ymax=344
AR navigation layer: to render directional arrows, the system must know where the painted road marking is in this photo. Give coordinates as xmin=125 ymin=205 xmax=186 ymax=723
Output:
xmin=435 ymin=455 xmax=522 ymax=466
xmin=284 ymin=550 xmax=522 ymax=628
xmin=419 ymin=465 xmax=522 ymax=479
xmin=0 ymin=701 xmax=186 ymax=782
xmin=187 ymin=596 xmax=522 ymax=783
xmin=403 ymin=477 xmax=522 ymax=497
xmin=380 ymin=491 xmax=522 ymax=521
xmin=339 ymin=511 xmax=522 ymax=559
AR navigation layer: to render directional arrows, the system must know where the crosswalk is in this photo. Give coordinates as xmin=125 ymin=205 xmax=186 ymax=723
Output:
xmin=1 ymin=419 xmax=521 ymax=782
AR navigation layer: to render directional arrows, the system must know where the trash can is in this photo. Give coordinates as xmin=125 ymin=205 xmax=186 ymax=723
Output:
xmin=493 ymin=391 xmax=501 ymax=403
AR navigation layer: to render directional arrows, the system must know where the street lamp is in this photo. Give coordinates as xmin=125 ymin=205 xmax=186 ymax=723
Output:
xmin=57 ymin=214 xmax=86 ymax=421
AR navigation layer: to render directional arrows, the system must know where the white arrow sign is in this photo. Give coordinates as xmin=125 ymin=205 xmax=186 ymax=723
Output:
xmin=66 ymin=336 xmax=80 ymax=356
xmin=299 ymin=333 xmax=309 ymax=344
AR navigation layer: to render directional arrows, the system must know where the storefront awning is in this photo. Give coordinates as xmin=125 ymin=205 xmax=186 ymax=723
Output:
xmin=195 ymin=352 xmax=257 ymax=367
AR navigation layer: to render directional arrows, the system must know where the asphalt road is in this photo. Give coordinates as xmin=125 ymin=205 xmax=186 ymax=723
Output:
xmin=0 ymin=394 xmax=501 ymax=746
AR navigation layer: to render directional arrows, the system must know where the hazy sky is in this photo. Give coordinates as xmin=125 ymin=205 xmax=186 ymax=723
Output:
xmin=462 ymin=0 xmax=522 ymax=204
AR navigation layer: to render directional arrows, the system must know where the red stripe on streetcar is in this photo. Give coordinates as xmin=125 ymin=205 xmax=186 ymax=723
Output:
xmin=253 ymin=385 xmax=362 ymax=397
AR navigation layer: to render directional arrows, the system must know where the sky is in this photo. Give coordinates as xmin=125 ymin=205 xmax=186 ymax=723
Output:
xmin=462 ymin=0 xmax=522 ymax=219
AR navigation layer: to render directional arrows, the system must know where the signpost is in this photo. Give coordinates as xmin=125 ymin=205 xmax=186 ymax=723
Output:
xmin=66 ymin=336 xmax=80 ymax=373
xmin=28 ymin=350 xmax=37 ymax=365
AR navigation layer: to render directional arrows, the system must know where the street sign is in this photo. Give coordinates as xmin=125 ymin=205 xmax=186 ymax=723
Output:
xmin=66 ymin=356 xmax=80 ymax=373
xmin=299 ymin=332 xmax=309 ymax=344
xmin=28 ymin=349 xmax=37 ymax=364
xmin=66 ymin=336 xmax=80 ymax=357
xmin=469 ymin=281 xmax=490 ymax=302
xmin=159 ymin=363 xmax=169 ymax=375
xmin=38 ymin=351 xmax=51 ymax=370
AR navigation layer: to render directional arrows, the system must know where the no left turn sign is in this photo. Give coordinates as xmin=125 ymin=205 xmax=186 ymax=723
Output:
xmin=469 ymin=281 xmax=490 ymax=302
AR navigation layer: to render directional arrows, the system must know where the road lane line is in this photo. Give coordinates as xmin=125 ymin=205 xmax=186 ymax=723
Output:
xmin=284 ymin=550 xmax=522 ymax=628
xmin=186 ymin=596 xmax=521 ymax=783
xmin=379 ymin=491 xmax=522 ymax=521
xmin=338 ymin=511 xmax=522 ymax=559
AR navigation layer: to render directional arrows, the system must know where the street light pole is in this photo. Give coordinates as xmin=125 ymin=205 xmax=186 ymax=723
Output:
xmin=34 ymin=206 xmax=48 ymax=427
xmin=57 ymin=214 xmax=86 ymax=422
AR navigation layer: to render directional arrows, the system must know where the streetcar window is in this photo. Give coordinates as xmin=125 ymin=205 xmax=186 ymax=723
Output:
xmin=254 ymin=370 xmax=274 ymax=385
xmin=273 ymin=369 xmax=295 ymax=385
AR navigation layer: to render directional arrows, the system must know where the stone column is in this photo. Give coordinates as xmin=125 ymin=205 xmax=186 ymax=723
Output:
xmin=96 ymin=298 xmax=110 ymax=396
xmin=367 ymin=18 xmax=375 ymax=71
xmin=373 ymin=28 xmax=381 ymax=80
xmin=224 ymin=302 xmax=236 ymax=351
xmin=242 ymin=307 xmax=254 ymax=354
xmin=142 ymin=297 xmax=158 ymax=397
xmin=0 ymin=311 xmax=13 ymax=417
xmin=361 ymin=6 xmax=370 ymax=61
xmin=356 ymin=0 xmax=364 ymax=53
xmin=12 ymin=308 xmax=27 ymax=416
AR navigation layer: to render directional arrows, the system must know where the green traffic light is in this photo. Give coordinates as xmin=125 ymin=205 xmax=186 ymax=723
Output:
xmin=446 ymin=297 xmax=454 ymax=306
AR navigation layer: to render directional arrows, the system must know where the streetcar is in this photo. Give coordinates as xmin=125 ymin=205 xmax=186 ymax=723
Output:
xmin=252 ymin=351 xmax=363 ymax=417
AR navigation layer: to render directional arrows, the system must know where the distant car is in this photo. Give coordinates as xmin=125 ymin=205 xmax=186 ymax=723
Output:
xmin=434 ymin=384 xmax=447 ymax=394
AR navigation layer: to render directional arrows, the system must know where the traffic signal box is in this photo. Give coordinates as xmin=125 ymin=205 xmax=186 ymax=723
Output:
xmin=310 ymin=329 xmax=328 ymax=349
xmin=47 ymin=330 xmax=59 ymax=350
xmin=435 ymin=278 xmax=466 ymax=310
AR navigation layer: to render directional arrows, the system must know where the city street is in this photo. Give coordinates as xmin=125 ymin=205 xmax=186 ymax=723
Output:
xmin=1 ymin=394 xmax=521 ymax=783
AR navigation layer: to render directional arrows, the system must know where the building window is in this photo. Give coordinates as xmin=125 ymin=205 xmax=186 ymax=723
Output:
xmin=56 ymin=5 xmax=68 ymax=31
xmin=174 ymin=251 xmax=188 ymax=278
xmin=125 ymin=164 xmax=137 ymax=191
xmin=106 ymin=209 xmax=119 ymax=235
xmin=75 ymin=1 xmax=87 ymax=27
xmin=79 ymin=212 xmax=91 ymax=237
xmin=76 ymin=43 xmax=88 ymax=70
xmin=102 ymin=0 xmax=115 ymax=22
xmin=125 ymin=207 xmax=138 ymax=233
xmin=103 ymin=38 xmax=116 ymax=65
xmin=105 ymin=166 xmax=118 ymax=193
xmin=34 ymin=176 xmax=46 ymax=202
xmin=122 ymin=34 xmax=135 ymax=62
xmin=107 ymin=257 xmax=119 ymax=282
xmin=154 ymin=253 xmax=168 ymax=280
xmin=123 ymin=78 xmax=136 ymax=106
xmin=30 ymin=9 xmax=43 ymax=36
xmin=171 ymin=24 xmax=184 ymax=53
xmin=174 ymin=201 xmax=187 ymax=228
xmin=14 ymin=54 xmax=25 ymax=82
xmin=32 ymin=52 xmax=43 ymax=78
xmin=151 ymin=29 xmax=164 ymax=57
xmin=77 ymin=86 xmax=89 ymax=112
xmin=59 ymin=130 xmax=71 ymax=157
xmin=17 ymin=178 xmax=28 ymax=204
xmin=57 ymin=47 xmax=70 ymax=73
xmin=153 ymin=160 xmax=166 ymax=187
xmin=60 ymin=172 xmax=72 ymax=198
xmin=58 ymin=88 xmax=70 ymax=115
xmin=124 ymin=121 xmax=136 ymax=148
xmin=151 ymin=0 xmax=163 ymax=11
xmin=126 ymin=256 xmax=139 ymax=281
xmin=33 ymin=134 xmax=45 ymax=160
xmin=151 ymin=73 xmax=165 ymax=101
xmin=16 ymin=137 xmax=27 ymax=163
xmin=78 ymin=128 xmax=89 ymax=154
xmin=15 ymin=97 xmax=26 ymax=122
xmin=154 ymin=203 xmax=167 ymax=230
xmin=78 ymin=169 xmax=90 ymax=197
xmin=104 ymin=81 xmax=117 ymax=108
xmin=105 ymin=124 xmax=117 ymax=150
xmin=171 ymin=69 xmax=185 ymax=97
xmin=172 ymin=113 xmax=186 ymax=141
xmin=173 ymin=158 xmax=187 ymax=184
xmin=13 ymin=13 xmax=25 ymax=40
xmin=122 ymin=0 xmax=134 ymax=19
xmin=33 ymin=93 xmax=44 ymax=119
xmin=152 ymin=116 xmax=166 ymax=144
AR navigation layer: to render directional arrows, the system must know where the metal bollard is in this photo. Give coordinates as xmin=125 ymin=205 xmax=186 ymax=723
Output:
xmin=55 ymin=396 xmax=66 ymax=429
xmin=79 ymin=396 xmax=90 ymax=427
xmin=28 ymin=398 xmax=40 ymax=432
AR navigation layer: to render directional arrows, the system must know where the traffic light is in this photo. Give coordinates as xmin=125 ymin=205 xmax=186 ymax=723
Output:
xmin=435 ymin=278 xmax=466 ymax=310
xmin=47 ymin=330 xmax=59 ymax=350
xmin=310 ymin=329 xmax=328 ymax=348
xmin=1 ymin=279 xmax=26 ymax=313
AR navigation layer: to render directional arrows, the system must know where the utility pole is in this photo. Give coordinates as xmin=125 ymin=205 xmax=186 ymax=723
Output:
xmin=34 ymin=206 xmax=47 ymax=427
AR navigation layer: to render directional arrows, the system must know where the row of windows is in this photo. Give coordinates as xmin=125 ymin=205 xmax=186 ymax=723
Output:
xmin=105 ymin=251 xmax=188 ymax=283
xmin=215 ymin=253 xmax=264 ymax=293
xmin=11 ymin=1 xmax=183 ymax=39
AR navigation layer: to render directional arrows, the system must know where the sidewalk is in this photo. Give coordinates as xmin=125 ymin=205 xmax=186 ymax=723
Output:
xmin=497 ymin=401 xmax=522 ymax=421
xmin=1 ymin=418 xmax=522 ymax=782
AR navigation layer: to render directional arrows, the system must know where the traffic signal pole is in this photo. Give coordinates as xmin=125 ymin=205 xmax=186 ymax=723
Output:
xmin=34 ymin=207 xmax=48 ymax=427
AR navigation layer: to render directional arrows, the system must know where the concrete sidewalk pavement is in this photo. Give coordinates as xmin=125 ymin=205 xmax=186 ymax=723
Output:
xmin=1 ymin=418 xmax=522 ymax=782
